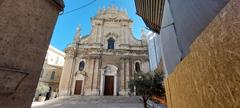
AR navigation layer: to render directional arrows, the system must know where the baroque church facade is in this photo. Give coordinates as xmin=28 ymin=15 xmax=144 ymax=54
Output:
xmin=59 ymin=6 xmax=149 ymax=96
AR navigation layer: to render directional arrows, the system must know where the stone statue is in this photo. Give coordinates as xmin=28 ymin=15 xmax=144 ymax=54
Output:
xmin=74 ymin=25 xmax=81 ymax=43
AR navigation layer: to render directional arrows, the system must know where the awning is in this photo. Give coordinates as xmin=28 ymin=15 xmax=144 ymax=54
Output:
xmin=135 ymin=0 xmax=165 ymax=33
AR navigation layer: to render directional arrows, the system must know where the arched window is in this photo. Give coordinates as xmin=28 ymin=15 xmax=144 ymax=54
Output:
xmin=135 ymin=62 xmax=141 ymax=72
xmin=108 ymin=38 xmax=115 ymax=49
xmin=79 ymin=61 xmax=85 ymax=71
xmin=50 ymin=71 xmax=55 ymax=80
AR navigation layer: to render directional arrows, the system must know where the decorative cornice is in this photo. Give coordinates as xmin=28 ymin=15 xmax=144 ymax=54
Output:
xmin=76 ymin=48 xmax=148 ymax=57
xmin=75 ymin=70 xmax=87 ymax=77
xmin=105 ymin=32 xmax=119 ymax=39
xmin=90 ymin=55 xmax=102 ymax=59
xmin=65 ymin=47 xmax=75 ymax=54
xmin=120 ymin=56 xmax=130 ymax=60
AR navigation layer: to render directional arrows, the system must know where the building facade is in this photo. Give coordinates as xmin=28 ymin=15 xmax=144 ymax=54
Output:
xmin=147 ymin=32 xmax=162 ymax=72
xmin=59 ymin=6 xmax=149 ymax=96
xmin=39 ymin=45 xmax=65 ymax=93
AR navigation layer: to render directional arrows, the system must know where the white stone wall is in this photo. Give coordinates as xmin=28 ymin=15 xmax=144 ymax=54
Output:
xmin=45 ymin=45 xmax=65 ymax=66
xmin=39 ymin=45 xmax=65 ymax=92
xmin=147 ymin=33 xmax=161 ymax=72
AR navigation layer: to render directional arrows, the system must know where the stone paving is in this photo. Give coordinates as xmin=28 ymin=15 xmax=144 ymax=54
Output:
xmin=32 ymin=96 xmax=144 ymax=108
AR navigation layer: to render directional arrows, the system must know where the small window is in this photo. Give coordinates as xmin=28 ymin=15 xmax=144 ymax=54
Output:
xmin=50 ymin=71 xmax=55 ymax=80
xmin=135 ymin=62 xmax=141 ymax=72
xmin=79 ymin=61 xmax=85 ymax=71
xmin=108 ymin=38 xmax=115 ymax=49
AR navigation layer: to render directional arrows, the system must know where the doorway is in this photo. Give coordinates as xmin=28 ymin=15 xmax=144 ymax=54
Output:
xmin=104 ymin=76 xmax=114 ymax=95
xmin=74 ymin=80 xmax=82 ymax=95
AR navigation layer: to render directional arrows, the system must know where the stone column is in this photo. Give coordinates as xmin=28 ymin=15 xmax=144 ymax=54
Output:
xmin=100 ymin=24 xmax=104 ymax=45
xmin=98 ymin=24 xmax=103 ymax=43
xmin=114 ymin=75 xmax=118 ymax=96
xmin=95 ymin=25 xmax=99 ymax=43
xmin=84 ymin=58 xmax=95 ymax=95
xmin=119 ymin=57 xmax=126 ymax=95
xmin=99 ymin=69 xmax=105 ymax=96
xmin=59 ymin=52 xmax=74 ymax=96
xmin=95 ymin=22 xmax=103 ymax=45
xmin=125 ymin=58 xmax=130 ymax=95
xmin=92 ymin=57 xmax=99 ymax=95
xmin=124 ymin=26 xmax=129 ymax=45
xmin=121 ymin=25 xmax=124 ymax=45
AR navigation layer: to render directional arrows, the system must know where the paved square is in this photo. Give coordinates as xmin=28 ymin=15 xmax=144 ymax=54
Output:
xmin=32 ymin=96 xmax=144 ymax=108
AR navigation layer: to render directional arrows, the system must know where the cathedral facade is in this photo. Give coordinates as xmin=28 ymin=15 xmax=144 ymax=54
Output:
xmin=59 ymin=6 xmax=149 ymax=96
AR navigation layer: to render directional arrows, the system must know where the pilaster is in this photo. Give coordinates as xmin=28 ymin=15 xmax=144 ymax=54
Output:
xmin=119 ymin=57 xmax=125 ymax=95
xmin=124 ymin=25 xmax=129 ymax=45
xmin=98 ymin=24 xmax=103 ymax=43
xmin=121 ymin=25 xmax=125 ymax=45
xmin=119 ymin=56 xmax=130 ymax=96
xmin=84 ymin=58 xmax=94 ymax=95
xmin=96 ymin=25 xmax=99 ymax=43
xmin=94 ymin=21 xmax=103 ymax=44
xmin=85 ymin=56 xmax=101 ymax=95
xmin=59 ymin=47 xmax=76 ymax=96
xmin=59 ymin=56 xmax=74 ymax=96
xmin=125 ymin=58 xmax=130 ymax=94
xmin=92 ymin=57 xmax=100 ymax=95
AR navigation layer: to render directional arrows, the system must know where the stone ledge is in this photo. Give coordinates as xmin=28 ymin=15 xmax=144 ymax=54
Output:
xmin=84 ymin=89 xmax=100 ymax=96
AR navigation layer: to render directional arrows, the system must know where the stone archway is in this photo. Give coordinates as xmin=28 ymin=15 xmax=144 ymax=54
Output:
xmin=100 ymin=65 xmax=118 ymax=96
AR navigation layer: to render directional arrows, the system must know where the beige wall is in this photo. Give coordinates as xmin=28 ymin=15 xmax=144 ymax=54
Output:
xmin=39 ymin=63 xmax=63 ymax=91
xmin=39 ymin=45 xmax=65 ymax=92
xmin=165 ymin=0 xmax=240 ymax=108
xmin=0 ymin=0 xmax=62 ymax=107
xmin=59 ymin=55 xmax=75 ymax=96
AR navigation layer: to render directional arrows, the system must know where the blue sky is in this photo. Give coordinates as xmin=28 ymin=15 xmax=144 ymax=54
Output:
xmin=50 ymin=0 xmax=145 ymax=51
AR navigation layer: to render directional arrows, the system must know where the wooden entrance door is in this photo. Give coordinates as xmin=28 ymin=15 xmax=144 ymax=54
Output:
xmin=104 ymin=76 xmax=114 ymax=95
xmin=74 ymin=80 xmax=82 ymax=95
